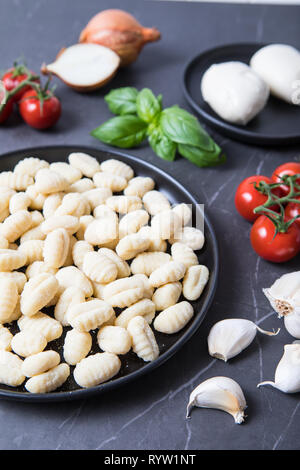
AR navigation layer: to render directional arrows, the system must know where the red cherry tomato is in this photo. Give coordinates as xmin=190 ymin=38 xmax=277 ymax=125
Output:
xmin=19 ymin=90 xmax=61 ymax=130
xmin=235 ymin=175 xmax=279 ymax=222
xmin=272 ymin=162 xmax=300 ymax=197
xmin=2 ymin=66 xmax=39 ymax=103
xmin=250 ymin=215 xmax=300 ymax=263
xmin=285 ymin=197 xmax=300 ymax=227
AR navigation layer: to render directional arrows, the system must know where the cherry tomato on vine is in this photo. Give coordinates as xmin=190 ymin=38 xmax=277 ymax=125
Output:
xmin=235 ymin=175 xmax=280 ymax=222
xmin=19 ymin=89 xmax=61 ymax=130
xmin=250 ymin=215 xmax=300 ymax=263
xmin=272 ymin=162 xmax=300 ymax=197
xmin=2 ymin=64 xmax=39 ymax=103
xmin=285 ymin=197 xmax=300 ymax=227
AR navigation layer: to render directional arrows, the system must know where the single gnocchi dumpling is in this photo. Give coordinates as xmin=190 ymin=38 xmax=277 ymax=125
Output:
xmin=54 ymin=286 xmax=86 ymax=326
xmin=0 ymin=350 xmax=25 ymax=387
xmin=107 ymin=287 xmax=144 ymax=309
xmin=0 ymin=249 xmax=27 ymax=271
xmin=55 ymin=193 xmax=91 ymax=218
xmin=0 ymin=171 xmax=33 ymax=191
xmin=18 ymin=312 xmax=63 ymax=342
xmin=49 ymin=162 xmax=82 ymax=184
xmin=115 ymin=299 xmax=156 ymax=328
xmin=142 ymin=190 xmax=171 ymax=216
xmin=56 ymin=266 xmax=93 ymax=297
xmin=172 ymin=203 xmax=192 ymax=226
xmin=106 ymin=195 xmax=142 ymax=214
xmin=130 ymin=251 xmax=171 ymax=276
xmin=22 ymin=351 xmax=60 ymax=377
xmin=103 ymin=274 xmax=153 ymax=302
xmin=82 ymin=251 xmax=118 ymax=284
xmin=20 ymin=273 xmax=59 ymax=317
xmin=151 ymin=210 xmax=182 ymax=240
xmin=68 ymin=152 xmax=101 ymax=177
xmin=43 ymin=228 xmax=70 ymax=268
xmin=182 ymin=265 xmax=209 ymax=301
xmin=169 ymin=226 xmax=205 ymax=251
xmin=30 ymin=211 xmax=45 ymax=228
xmin=43 ymin=193 xmax=63 ymax=219
xmin=93 ymin=172 xmax=127 ymax=192
xmin=119 ymin=210 xmax=149 ymax=239
xmin=25 ymin=363 xmax=70 ymax=393
xmin=41 ymin=215 xmax=80 ymax=235
xmin=67 ymin=299 xmax=114 ymax=332
xmin=18 ymin=239 xmax=44 ymax=265
xmin=1 ymin=210 xmax=32 ymax=242
xmin=127 ymin=316 xmax=159 ymax=362
xmin=0 ymin=325 xmax=13 ymax=351
xmin=35 ymin=168 xmax=69 ymax=194
xmin=72 ymin=240 xmax=94 ymax=270
xmin=83 ymin=188 xmax=112 ymax=209
xmin=153 ymin=301 xmax=194 ymax=334
xmin=0 ymin=278 xmax=18 ymax=323
xmin=98 ymin=247 xmax=131 ymax=279
xmin=0 ymin=271 xmax=26 ymax=293
xmin=74 ymin=352 xmax=121 ymax=388
xmin=84 ymin=216 xmax=118 ymax=246
xmin=9 ymin=192 xmax=31 ymax=214
xmin=124 ymin=176 xmax=155 ymax=198
xmin=149 ymin=261 xmax=186 ymax=288
xmin=63 ymin=329 xmax=92 ymax=365
xmin=11 ymin=330 xmax=47 ymax=357
xmin=20 ymin=224 xmax=46 ymax=244
xmin=97 ymin=325 xmax=132 ymax=355
xmin=152 ymin=282 xmax=182 ymax=311
xmin=67 ymin=178 xmax=95 ymax=193
xmin=14 ymin=157 xmax=49 ymax=177
xmin=171 ymin=242 xmax=198 ymax=269
xmin=25 ymin=185 xmax=47 ymax=210
xmin=116 ymin=233 xmax=150 ymax=260
xmin=100 ymin=159 xmax=134 ymax=181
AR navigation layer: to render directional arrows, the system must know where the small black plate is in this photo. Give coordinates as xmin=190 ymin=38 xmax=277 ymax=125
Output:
xmin=0 ymin=145 xmax=218 ymax=402
xmin=183 ymin=42 xmax=300 ymax=146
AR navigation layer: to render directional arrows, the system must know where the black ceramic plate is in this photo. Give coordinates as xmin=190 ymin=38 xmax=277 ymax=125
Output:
xmin=0 ymin=145 xmax=218 ymax=402
xmin=183 ymin=43 xmax=300 ymax=145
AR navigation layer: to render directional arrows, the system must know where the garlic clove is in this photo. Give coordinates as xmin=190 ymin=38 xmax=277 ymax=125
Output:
xmin=263 ymin=271 xmax=300 ymax=317
xmin=208 ymin=318 xmax=279 ymax=362
xmin=284 ymin=314 xmax=300 ymax=339
xmin=187 ymin=376 xmax=247 ymax=424
xmin=258 ymin=343 xmax=300 ymax=393
xmin=41 ymin=44 xmax=120 ymax=92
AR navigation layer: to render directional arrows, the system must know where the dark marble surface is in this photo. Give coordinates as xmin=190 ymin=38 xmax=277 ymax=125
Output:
xmin=0 ymin=0 xmax=300 ymax=450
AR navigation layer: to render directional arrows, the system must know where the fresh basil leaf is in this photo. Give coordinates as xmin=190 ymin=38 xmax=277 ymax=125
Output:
xmin=104 ymin=87 xmax=138 ymax=115
xmin=148 ymin=127 xmax=177 ymax=161
xmin=136 ymin=88 xmax=162 ymax=123
xmin=178 ymin=143 xmax=226 ymax=167
xmin=91 ymin=115 xmax=148 ymax=149
xmin=160 ymin=106 xmax=215 ymax=151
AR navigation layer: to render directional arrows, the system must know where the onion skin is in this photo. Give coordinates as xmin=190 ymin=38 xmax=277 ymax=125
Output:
xmin=79 ymin=9 xmax=161 ymax=66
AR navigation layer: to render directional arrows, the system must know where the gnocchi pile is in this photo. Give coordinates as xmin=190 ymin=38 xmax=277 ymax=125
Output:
xmin=0 ymin=152 xmax=209 ymax=393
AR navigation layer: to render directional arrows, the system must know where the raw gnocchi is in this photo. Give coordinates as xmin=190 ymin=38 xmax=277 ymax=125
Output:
xmin=0 ymin=152 xmax=206 ymax=392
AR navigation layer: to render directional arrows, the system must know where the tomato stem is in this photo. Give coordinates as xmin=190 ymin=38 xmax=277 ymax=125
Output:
xmin=0 ymin=71 xmax=40 ymax=111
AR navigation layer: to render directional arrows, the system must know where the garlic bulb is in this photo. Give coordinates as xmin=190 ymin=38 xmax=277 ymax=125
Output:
xmin=284 ymin=314 xmax=300 ymax=339
xmin=263 ymin=271 xmax=300 ymax=317
xmin=186 ymin=376 xmax=247 ymax=424
xmin=208 ymin=318 xmax=279 ymax=362
xmin=258 ymin=344 xmax=300 ymax=393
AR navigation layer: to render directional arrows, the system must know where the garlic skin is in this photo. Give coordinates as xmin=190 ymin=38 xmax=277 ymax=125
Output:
xmin=263 ymin=271 xmax=300 ymax=317
xmin=187 ymin=376 xmax=247 ymax=424
xmin=208 ymin=318 xmax=279 ymax=362
xmin=258 ymin=344 xmax=300 ymax=393
xmin=284 ymin=314 xmax=300 ymax=339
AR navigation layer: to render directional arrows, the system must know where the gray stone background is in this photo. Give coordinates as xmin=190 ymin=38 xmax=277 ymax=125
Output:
xmin=0 ymin=0 xmax=299 ymax=450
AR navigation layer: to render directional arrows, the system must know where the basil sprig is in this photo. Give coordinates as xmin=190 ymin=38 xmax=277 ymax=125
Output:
xmin=91 ymin=87 xmax=225 ymax=167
